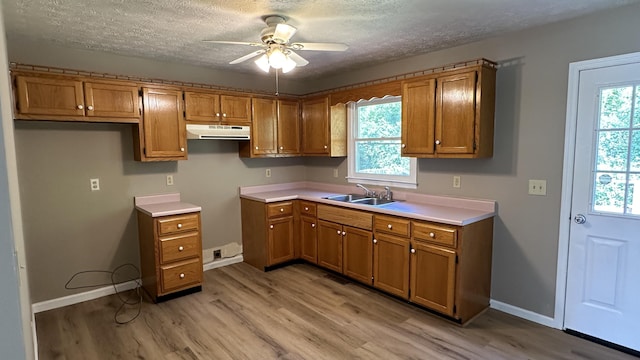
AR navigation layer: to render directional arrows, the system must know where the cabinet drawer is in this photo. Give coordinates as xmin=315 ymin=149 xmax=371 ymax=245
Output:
xmin=267 ymin=202 xmax=293 ymax=218
xmin=160 ymin=258 xmax=202 ymax=293
xmin=413 ymin=221 xmax=458 ymax=248
xmin=374 ymin=215 xmax=410 ymax=237
xmin=159 ymin=233 xmax=200 ymax=264
xmin=157 ymin=213 xmax=200 ymax=236
xmin=299 ymin=201 xmax=317 ymax=217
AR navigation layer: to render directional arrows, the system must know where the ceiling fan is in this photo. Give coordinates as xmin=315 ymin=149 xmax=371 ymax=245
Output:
xmin=204 ymin=15 xmax=348 ymax=73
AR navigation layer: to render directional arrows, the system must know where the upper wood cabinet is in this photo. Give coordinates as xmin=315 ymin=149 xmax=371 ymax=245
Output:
xmin=301 ymin=96 xmax=346 ymax=157
xmin=14 ymin=75 xmax=140 ymax=123
xmin=401 ymin=63 xmax=496 ymax=158
xmin=184 ymin=91 xmax=251 ymax=125
xmin=239 ymin=98 xmax=300 ymax=158
xmin=134 ymin=87 xmax=187 ymax=161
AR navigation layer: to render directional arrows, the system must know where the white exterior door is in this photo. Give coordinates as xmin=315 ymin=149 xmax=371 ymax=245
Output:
xmin=564 ymin=62 xmax=640 ymax=352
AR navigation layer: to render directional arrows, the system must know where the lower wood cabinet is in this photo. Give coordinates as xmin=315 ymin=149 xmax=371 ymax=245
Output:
xmin=410 ymin=240 xmax=456 ymax=316
xmin=342 ymin=226 xmax=373 ymax=284
xmin=241 ymin=198 xmax=295 ymax=270
xmin=136 ymin=211 xmax=203 ymax=302
xmin=373 ymin=233 xmax=410 ymax=298
xmin=299 ymin=201 xmax=318 ymax=263
xmin=317 ymin=220 xmax=343 ymax=273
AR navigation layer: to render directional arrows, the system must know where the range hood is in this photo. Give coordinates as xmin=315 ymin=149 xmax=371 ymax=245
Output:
xmin=186 ymin=124 xmax=250 ymax=140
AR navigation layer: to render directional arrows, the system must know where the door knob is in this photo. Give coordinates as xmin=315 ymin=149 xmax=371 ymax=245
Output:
xmin=574 ymin=214 xmax=587 ymax=224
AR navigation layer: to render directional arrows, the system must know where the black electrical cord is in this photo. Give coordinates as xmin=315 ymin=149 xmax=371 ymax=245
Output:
xmin=64 ymin=263 xmax=143 ymax=324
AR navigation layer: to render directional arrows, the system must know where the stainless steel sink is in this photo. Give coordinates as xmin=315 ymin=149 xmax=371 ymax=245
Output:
xmin=350 ymin=197 xmax=395 ymax=206
xmin=323 ymin=194 xmax=368 ymax=202
xmin=323 ymin=193 xmax=395 ymax=206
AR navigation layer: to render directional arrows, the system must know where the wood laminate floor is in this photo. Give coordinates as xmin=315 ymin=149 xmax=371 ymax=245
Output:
xmin=36 ymin=262 xmax=637 ymax=360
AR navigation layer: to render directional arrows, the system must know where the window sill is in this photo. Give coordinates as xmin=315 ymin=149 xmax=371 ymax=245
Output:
xmin=346 ymin=176 xmax=417 ymax=189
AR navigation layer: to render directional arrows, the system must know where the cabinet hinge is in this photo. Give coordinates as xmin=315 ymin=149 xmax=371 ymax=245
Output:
xmin=371 ymin=276 xmax=374 ymax=281
xmin=475 ymin=71 xmax=479 ymax=84
xmin=182 ymin=92 xmax=185 ymax=100
xmin=183 ymin=111 xmax=186 ymax=118
xmin=455 ymin=255 xmax=459 ymax=264
xmin=138 ymin=89 xmax=143 ymax=97
xmin=453 ymin=305 xmax=457 ymax=314
xmin=473 ymin=142 xmax=477 ymax=151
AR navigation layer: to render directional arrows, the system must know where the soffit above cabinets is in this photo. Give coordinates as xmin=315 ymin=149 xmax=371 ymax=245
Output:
xmin=2 ymin=0 xmax=637 ymax=80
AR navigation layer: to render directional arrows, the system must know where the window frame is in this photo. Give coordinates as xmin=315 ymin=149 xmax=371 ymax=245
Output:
xmin=346 ymin=96 xmax=417 ymax=189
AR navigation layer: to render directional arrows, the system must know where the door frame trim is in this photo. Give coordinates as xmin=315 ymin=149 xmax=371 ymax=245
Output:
xmin=556 ymin=51 xmax=640 ymax=329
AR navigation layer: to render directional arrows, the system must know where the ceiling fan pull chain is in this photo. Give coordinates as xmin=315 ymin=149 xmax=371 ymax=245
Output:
xmin=275 ymin=68 xmax=279 ymax=96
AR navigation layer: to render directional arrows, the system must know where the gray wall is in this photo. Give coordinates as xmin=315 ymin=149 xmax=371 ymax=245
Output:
xmin=8 ymin=3 xmax=640 ymax=317
xmin=307 ymin=3 xmax=640 ymax=317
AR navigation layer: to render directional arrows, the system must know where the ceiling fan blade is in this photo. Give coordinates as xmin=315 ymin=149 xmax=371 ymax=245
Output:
xmin=287 ymin=51 xmax=309 ymax=67
xmin=229 ymin=50 xmax=265 ymax=64
xmin=291 ymin=42 xmax=348 ymax=51
xmin=273 ymin=23 xmax=297 ymax=43
xmin=203 ymin=40 xmax=263 ymax=47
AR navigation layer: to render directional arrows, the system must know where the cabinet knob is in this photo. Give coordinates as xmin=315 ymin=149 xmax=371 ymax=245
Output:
xmin=279 ymin=146 xmax=284 ymax=150
xmin=411 ymin=248 xmax=416 ymax=254
xmin=255 ymin=146 xmax=259 ymax=150
xmin=429 ymin=232 xmax=435 ymax=238
xmin=270 ymin=225 xmax=274 ymax=229
xmin=304 ymin=207 xmax=309 ymax=211
xmin=180 ymin=147 xmax=185 ymax=152
xmin=435 ymin=140 xmax=441 ymax=145
xmin=216 ymin=112 xmax=220 ymax=117
xmin=178 ymin=246 xmax=184 ymax=251
xmin=387 ymin=224 xmax=392 ymax=229
xmin=87 ymin=105 xmax=94 ymax=111
xmin=222 ymin=113 xmax=227 ymax=117
xmin=280 ymin=208 xmax=284 ymax=212
xmin=179 ymin=273 xmax=185 ymax=279
xmin=311 ymin=223 xmax=315 ymax=228
xmin=337 ymin=230 xmax=341 ymax=235
xmin=342 ymin=231 xmax=346 ymax=236
xmin=373 ymin=239 xmax=377 ymax=244
xmin=77 ymin=104 xmax=84 ymax=110
xmin=324 ymin=145 xmax=328 ymax=149
xmin=402 ymin=144 xmax=406 ymax=148
xmin=177 ymin=224 xmax=183 ymax=229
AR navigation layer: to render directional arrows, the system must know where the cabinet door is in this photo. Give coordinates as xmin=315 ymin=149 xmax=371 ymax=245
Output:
xmin=84 ymin=82 xmax=140 ymax=119
xmin=252 ymin=98 xmax=278 ymax=155
xmin=401 ymin=78 xmax=436 ymax=155
xmin=435 ymin=70 xmax=476 ymax=154
xmin=277 ymin=100 xmax=300 ymax=154
xmin=267 ymin=216 xmax=295 ymax=266
xmin=220 ymin=95 xmax=251 ymax=125
xmin=141 ymin=87 xmax=187 ymax=159
xmin=373 ymin=233 xmax=410 ymax=298
xmin=317 ymin=220 xmax=343 ymax=272
xmin=16 ymin=76 xmax=85 ymax=116
xmin=342 ymin=226 xmax=373 ymax=284
xmin=301 ymin=97 xmax=329 ymax=155
xmin=184 ymin=92 xmax=220 ymax=122
xmin=300 ymin=216 xmax=317 ymax=264
xmin=410 ymin=241 xmax=457 ymax=316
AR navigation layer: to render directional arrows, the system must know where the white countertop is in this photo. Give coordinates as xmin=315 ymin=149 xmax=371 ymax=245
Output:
xmin=240 ymin=182 xmax=496 ymax=226
xmin=134 ymin=193 xmax=201 ymax=217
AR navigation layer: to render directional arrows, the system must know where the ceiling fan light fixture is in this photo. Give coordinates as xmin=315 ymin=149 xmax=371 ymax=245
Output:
xmin=255 ymin=54 xmax=270 ymax=73
xmin=268 ymin=46 xmax=287 ymax=69
xmin=282 ymin=56 xmax=297 ymax=73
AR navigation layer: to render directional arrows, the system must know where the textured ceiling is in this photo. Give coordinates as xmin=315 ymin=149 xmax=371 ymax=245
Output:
xmin=2 ymin=0 xmax=638 ymax=80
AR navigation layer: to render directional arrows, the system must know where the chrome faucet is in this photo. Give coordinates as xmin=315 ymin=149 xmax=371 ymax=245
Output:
xmin=380 ymin=186 xmax=393 ymax=200
xmin=356 ymin=183 xmax=376 ymax=197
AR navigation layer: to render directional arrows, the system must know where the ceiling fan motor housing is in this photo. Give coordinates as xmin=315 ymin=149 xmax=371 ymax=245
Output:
xmin=261 ymin=15 xmax=288 ymax=44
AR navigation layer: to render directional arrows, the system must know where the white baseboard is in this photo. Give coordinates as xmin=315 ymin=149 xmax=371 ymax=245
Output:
xmin=490 ymin=299 xmax=559 ymax=329
xmin=32 ymin=279 xmax=140 ymax=313
xmin=32 ymin=255 xmax=244 ymax=314
xmin=203 ymin=254 xmax=243 ymax=271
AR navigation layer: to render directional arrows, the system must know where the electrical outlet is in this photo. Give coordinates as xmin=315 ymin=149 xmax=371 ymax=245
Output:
xmin=213 ymin=249 xmax=222 ymax=260
xmin=265 ymin=169 xmax=271 ymax=178
xmin=333 ymin=168 xmax=339 ymax=178
xmin=166 ymin=175 xmax=174 ymax=186
xmin=528 ymin=179 xmax=547 ymax=196
xmin=90 ymin=178 xmax=100 ymax=191
xmin=453 ymin=176 xmax=461 ymax=188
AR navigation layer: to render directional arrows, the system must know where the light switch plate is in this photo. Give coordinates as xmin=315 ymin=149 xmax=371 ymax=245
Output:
xmin=528 ymin=179 xmax=547 ymax=196
xmin=265 ymin=169 xmax=271 ymax=178
xmin=453 ymin=176 xmax=461 ymax=188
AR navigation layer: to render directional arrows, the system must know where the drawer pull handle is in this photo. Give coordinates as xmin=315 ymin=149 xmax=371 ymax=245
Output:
xmin=270 ymin=225 xmax=274 ymax=229
xmin=179 ymin=273 xmax=185 ymax=279
xmin=311 ymin=223 xmax=315 ymax=228
xmin=280 ymin=208 xmax=284 ymax=212
xmin=304 ymin=207 xmax=309 ymax=211
xmin=177 ymin=224 xmax=183 ymax=229
xmin=324 ymin=145 xmax=328 ymax=149
xmin=411 ymin=249 xmax=416 ymax=254
xmin=387 ymin=224 xmax=392 ymax=229
xmin=178 ymin=246 xmax=184 ymax=251
xmin=429 ymin=232 xmax=435 ymax=238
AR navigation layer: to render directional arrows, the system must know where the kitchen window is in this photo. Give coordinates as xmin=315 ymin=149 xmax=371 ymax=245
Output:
xmin=347 ymin=96 xmax=417 ymax=188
